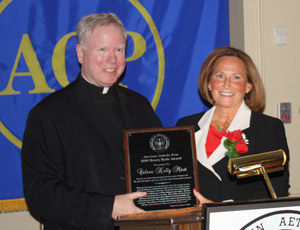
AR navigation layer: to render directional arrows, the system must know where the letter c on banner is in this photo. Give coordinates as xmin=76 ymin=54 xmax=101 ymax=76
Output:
xmin=52 ymin=32 xmax=76 ymax=87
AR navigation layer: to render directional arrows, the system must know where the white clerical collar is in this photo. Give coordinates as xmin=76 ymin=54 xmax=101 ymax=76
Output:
xmin=81 ymin=74 xmax=109 ymax=94
xmin=102 ymin=87 xmax=109 ymax=94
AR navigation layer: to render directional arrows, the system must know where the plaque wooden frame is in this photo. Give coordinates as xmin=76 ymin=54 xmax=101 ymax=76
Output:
xmin=123 ymin=126 xmax=200 ymax=211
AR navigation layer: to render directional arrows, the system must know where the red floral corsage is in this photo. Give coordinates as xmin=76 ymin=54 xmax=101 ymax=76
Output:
xmin=224 ymin=130 xmax=249 ymax=158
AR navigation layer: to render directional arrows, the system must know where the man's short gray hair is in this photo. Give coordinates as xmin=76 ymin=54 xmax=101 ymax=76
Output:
xmin=76 ymin=13 xmax=127 ymax=47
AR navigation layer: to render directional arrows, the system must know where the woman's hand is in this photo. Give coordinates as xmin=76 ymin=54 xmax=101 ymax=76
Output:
xmin=193 ymin=188 xmax=213 ymax=205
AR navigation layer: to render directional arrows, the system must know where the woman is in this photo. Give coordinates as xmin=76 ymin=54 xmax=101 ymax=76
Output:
xmin=176 ymin=46 xmax=290 ymax=202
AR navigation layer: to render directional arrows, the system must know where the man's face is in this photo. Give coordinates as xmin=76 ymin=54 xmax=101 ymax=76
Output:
xmin=76 ymin=24 xmax=126 ymax=87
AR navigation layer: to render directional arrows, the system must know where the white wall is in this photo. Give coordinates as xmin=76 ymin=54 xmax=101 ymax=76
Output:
xmin=0 ymin=211 xmax=41 ymax=229
xmin=230 ymin=0 xmax=300 ymax=196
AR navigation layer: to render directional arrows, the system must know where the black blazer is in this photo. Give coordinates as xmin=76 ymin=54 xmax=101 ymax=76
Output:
xmin=21 ymin=75 xmax=162 ymax=230
xmin=176 ymin=111 xmax=290 ymax=202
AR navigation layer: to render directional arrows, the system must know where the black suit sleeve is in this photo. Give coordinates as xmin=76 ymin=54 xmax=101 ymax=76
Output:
xmin=176 ymin=113 xmax=203 ymax=130
xmin=22 ymin=106 xmax=114 ymax=229
xmin=252 ymin=117 xmax=290 ymax=197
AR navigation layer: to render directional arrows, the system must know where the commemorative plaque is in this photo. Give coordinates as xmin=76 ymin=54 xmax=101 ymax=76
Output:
xmin=123 ymin=126 xmax=200 ymax=211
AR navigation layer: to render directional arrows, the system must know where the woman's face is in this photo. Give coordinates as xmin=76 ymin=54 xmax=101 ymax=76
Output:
xmin=208 ymin=56 xmax=252 ymax=110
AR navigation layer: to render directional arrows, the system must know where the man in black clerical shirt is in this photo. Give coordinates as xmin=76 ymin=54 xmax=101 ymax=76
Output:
xmin=21 ymin=13 xmax=162 ymax=230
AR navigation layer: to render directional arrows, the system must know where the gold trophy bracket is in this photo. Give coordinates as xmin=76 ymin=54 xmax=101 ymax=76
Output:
xmin=227 ymin=149 xmax=286 ymax=199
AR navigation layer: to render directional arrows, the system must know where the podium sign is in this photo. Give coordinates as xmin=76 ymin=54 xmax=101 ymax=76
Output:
xmin=202 ymin=197 xmax=300 ymax=230
xmin=123 ymin=126 xmax=199 ymax=211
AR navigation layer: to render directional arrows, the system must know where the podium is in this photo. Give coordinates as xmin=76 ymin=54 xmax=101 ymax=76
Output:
xmin=115 ymin=206 xmax=202 ymax=230
xmin=115 ymin=197 xmax=300 ymax=230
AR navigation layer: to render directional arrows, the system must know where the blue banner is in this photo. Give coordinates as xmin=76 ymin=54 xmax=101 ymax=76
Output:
xmin=0 ymin=0 xmax=229 ymax=201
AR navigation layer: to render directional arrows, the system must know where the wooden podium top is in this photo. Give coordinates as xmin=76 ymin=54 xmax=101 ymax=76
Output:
xmin=116 ymin=206 xmax=203 ymax=229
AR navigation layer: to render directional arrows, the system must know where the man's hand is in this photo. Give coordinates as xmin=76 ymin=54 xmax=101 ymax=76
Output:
xmin=112 ymin=191 xmax=146 ymax=220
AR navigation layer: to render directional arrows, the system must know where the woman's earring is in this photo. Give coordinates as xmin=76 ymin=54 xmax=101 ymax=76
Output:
xmin=208 ymin=88 xmax=212 ymax=91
